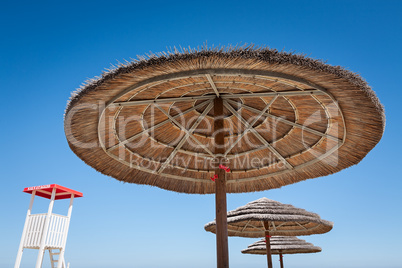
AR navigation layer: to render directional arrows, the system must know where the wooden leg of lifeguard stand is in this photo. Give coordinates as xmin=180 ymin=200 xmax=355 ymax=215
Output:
xmin=57 ymin=194 xmax=74 ymax=268
xmin=14 ymin=191 xmax=36 ymax=268
xmin=35 ymin=188 xmax=56 ymax=268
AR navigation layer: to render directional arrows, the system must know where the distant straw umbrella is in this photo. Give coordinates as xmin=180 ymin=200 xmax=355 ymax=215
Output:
xmin=205 ymin=198 xmax=332 ymax=268
xmin=242 ymin=236 xmax=322 ymax=268
xmin=64 ymin=46 xmax=384 ymax=268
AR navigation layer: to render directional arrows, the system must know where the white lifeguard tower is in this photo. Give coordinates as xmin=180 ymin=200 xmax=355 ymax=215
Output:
xmin=14 ymin=184 xmax=83 ymax=268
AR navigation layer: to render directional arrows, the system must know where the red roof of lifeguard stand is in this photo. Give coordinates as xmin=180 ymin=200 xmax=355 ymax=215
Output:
xmin=23 ymin=184 xmax=83 ymax=200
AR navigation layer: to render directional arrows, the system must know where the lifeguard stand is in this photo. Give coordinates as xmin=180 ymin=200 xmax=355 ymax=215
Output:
xmin=14 ymin=184 xmax=83 ymax=268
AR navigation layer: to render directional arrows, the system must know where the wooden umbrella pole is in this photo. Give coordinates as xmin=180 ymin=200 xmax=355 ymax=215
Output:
xmin=214 ymin=97 xmax=229 ymax=268
xmin=263 ymin=222 xmax=273 ymax=268
xmin=279 ymin=252 xmax=284 ymax=268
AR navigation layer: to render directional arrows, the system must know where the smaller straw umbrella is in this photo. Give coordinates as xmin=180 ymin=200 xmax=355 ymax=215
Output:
xmin=242 ymin=236 xmax=322 ymax=268
xmin=204 ymin=198 xmax=332 ymax=268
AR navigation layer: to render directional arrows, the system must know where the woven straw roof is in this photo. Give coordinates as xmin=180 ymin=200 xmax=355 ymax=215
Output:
xmin=64 ymin=46 xmax=385 ymax=194
xmin=241 ymin=236 xmax=322 ymax=255
xmin=204 ymin=198 xmax=333 ymax=237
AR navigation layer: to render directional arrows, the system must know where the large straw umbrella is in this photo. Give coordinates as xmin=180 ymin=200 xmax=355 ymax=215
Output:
xmin=63 ymin=46 xmax=384 ymax=268
xmin=242 ymin=236 xmax=322 ymax=268
xmin=204 ymin=198 xmax=332 ymax=268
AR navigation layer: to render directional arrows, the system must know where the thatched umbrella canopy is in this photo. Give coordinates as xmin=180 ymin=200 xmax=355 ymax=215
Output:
xmin=242 ymin=236 xmax=322 ymax=255
xmin=64 ymin=46 xmax=384 ymax=268
xmin=242 ymin=237 xmax=322 ymax=268
xmin=204 ymin=198 xmax=332 ymax=268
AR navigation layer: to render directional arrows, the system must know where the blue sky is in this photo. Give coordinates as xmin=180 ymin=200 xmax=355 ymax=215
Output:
xmin=1 ymin=1 xmax=401 ymax=267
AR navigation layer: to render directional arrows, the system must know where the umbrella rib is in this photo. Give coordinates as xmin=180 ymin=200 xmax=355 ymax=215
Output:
xmin=223 ymin=95 xmax=279 ymax=157
xmin=113 ymin=95 xmax=215 ymax=107
xmin=223 ymin=100 xmax=293 ymax=170
xmin=274 ymin=222 xmax=287 ymax=229
xmin=261 ymin=220 xmax=267 ymax=230
xmin=220 ymin=89 xmax=324 ymax=99
xmin=271 ymin=221 xmax=277 ymax=232
xmin=107 ymin=100 xmax=212 ymax=152
xmin=241 ymin=220 xmax=251 ymax=232
xmin=155 ymin=102 xmax=215 ymax=173
xmin=307 ymin=222 xmax=322 ymax=232
xmin=226 ymin=147 xmax=268 ymax=159
xmin=225 ymin=98 xmax=342 ymax=142
xmin=295 ymin=222 xmax=308 ymax=230
xmin=246 ymin=223 xmax=265 ymax=231
xmin=206 ymin=74 xmax=220 ymax=97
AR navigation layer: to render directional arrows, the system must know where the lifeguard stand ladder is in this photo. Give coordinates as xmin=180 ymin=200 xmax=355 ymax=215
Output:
xmin=14 ymin=184 xmax=83 ymax=268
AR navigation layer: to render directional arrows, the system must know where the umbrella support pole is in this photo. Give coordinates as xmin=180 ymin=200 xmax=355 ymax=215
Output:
xmin=279 ymin=252 xmax=284 ymax=268
xmin=214 ymin=97 xmax=229 ymax=268
xmin=264 ymin=222 xmax=273 ymax=268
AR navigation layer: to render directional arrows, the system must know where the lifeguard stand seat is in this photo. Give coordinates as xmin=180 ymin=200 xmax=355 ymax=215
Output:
xmin=14 ymin=184 xmax=83 ymax=268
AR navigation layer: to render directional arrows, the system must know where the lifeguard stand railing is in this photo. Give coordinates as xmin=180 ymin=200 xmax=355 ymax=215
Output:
xmin=14 ymin=184 xmax=83 ymax=268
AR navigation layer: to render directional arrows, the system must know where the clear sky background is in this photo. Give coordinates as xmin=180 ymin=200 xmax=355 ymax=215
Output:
xmin=1 ymin=1 xmax=401 ymax=267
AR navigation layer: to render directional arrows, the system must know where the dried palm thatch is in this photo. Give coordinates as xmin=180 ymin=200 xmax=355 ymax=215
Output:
xmin=204 ymin=197 xmax=330 ymax=268
xmin=242 ymin=237 xmax=321 ymax=268
xmin=241 ymin=236 xmax=322 ymax=255
xmin=204 ymin=198 xmax=333 ymax=237
xmin=64 ymin=45 xmax=384 ymax=194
